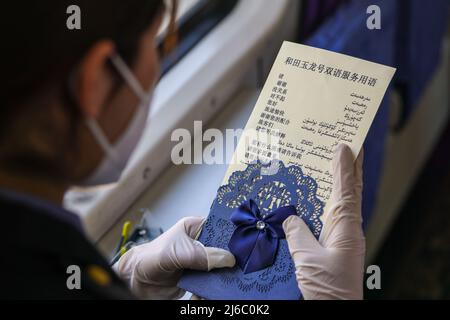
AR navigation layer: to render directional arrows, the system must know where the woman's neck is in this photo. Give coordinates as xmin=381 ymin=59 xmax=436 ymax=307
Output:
xmin=0 ymin=169 xmax=67 ymax=204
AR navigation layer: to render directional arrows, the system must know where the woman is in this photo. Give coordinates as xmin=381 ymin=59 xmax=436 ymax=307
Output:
xmin=1 ymin=0 xmax=365 ymax=299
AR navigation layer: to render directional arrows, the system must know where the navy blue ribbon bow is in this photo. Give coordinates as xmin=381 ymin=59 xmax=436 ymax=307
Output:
xmin=228 ymin=199 xmax=297 ymax=274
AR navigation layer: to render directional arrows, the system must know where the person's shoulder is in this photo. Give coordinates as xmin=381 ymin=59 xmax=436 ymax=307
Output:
xmin=0 ymin=189 xmax=134 ymax=299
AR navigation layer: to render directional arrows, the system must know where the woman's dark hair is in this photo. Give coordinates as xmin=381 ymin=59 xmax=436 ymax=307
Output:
xmin=3 ymin=0 xmax=164 ymax=110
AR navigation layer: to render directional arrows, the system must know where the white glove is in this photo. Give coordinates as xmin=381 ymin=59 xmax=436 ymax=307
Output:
xmin=283 ymin=144 xmax=365 ymax=300
xmin=114 ymin=217 xmax=236 ymax=300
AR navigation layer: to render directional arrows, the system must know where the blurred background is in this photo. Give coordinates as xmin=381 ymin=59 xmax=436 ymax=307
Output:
xmin=65 ymin=0 xmax=450 ymax=299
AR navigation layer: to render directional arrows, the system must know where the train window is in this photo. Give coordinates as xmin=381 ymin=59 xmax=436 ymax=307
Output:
xmin=158 ymin=0 xmax=239 ymax=76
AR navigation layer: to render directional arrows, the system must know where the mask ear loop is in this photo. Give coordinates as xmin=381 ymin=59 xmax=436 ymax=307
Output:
xmin=85 ymin=117 xmax=120 ymax=165
xmin=109 ymin=53 xmax=148 ymax=101
xmin=85 ymin=53 xmax=147 ymax=166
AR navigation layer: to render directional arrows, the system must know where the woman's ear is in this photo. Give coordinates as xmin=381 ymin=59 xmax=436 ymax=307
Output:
xmin=77 ymin=40 xmax=116 ymax=119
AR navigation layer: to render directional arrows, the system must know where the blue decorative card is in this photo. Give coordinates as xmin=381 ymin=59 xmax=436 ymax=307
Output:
xmin=178 ymin=161 xmax=324 ymax=300
xmin=178 ymin=42 xmax=395 ymax=300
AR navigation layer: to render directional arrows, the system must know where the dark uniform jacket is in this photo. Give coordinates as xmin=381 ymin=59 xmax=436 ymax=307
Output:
xmin=1 ymin=189 xmax=135 ymax=299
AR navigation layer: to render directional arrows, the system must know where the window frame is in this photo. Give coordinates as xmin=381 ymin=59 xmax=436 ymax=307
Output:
xmin=157 ymin=0 xmax=239 ymax=76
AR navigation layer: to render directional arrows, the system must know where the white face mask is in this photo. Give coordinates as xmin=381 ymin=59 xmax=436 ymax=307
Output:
xmin=80 ymin=53 xmax=154 ymax=186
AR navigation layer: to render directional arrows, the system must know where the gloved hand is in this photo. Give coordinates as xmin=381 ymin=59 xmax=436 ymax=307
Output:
xmin=114 ymin=217 xmax=236 ymax=300
xmin=283 ymin=144 xmax=365 ymax=300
